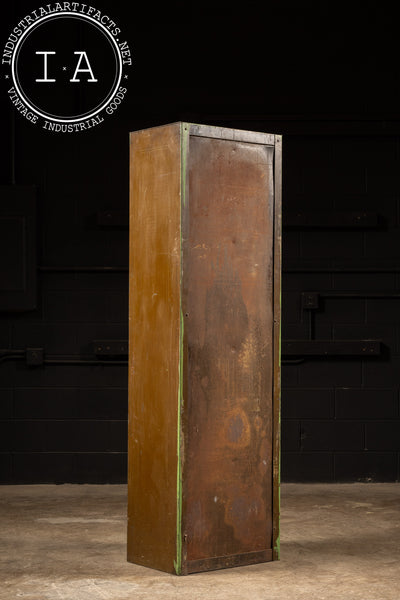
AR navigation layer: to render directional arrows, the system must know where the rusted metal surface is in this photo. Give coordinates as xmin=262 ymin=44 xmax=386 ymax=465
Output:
xmin=181 ymin=132 xmax=275 ymax=571
xmin=127 ymin=123 xmax=181 ymax=573
xmin=128 ymin=123 xmax=281 ymax=575
xmin=185 ymin=549 xmax=273 ymax=575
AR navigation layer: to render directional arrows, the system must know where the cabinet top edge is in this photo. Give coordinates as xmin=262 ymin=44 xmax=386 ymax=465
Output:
xmin=130 ymin=122 xmax=280 ymax=145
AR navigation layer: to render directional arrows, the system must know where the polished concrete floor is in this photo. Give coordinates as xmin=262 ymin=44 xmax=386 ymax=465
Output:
xmin=0 ymin=483 xmax=399 ymax=600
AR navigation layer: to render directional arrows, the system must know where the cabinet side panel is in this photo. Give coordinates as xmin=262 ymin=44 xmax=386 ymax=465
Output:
xmin=183 ymin=135 xmax=275 ymax=565
xmin=128 ymin=124 xmax=181 ymax=573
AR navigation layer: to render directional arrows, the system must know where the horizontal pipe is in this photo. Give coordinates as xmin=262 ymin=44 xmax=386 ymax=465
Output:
xmin=282 ymin=339 xmax=382 ymax=356
xmin=284 ymin=267 xmax=400 ymax=273
xmin=321 ymin=292 xmax=400 ymax=299
xmin=0 ymin=350 xmax=128 ymax=367
xmin=0 ymin=355 xmax=25 ymax=364
xmin=44 ymin=359 xmax=128 ymax=365
xmin=38 ymin=266 xmax=128 ymax=272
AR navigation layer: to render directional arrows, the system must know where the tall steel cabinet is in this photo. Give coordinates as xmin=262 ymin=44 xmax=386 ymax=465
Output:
xmin=128 ymin=122 xmax=282 ymax=575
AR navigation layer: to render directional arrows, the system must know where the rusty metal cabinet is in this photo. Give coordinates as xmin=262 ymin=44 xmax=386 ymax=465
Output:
xmin=128 ymin=122 xmax=281 ymax=575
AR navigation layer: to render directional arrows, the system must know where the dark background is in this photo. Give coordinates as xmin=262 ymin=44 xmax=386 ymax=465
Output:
xmin=1 ymin=1 xmax=400 ymax=483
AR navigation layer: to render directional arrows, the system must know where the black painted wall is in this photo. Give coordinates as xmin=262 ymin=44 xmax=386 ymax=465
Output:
xmin=1 ymin=1 xmax=400 ymax=482
xmin=282 ymin=135 xmax=400 ymax=481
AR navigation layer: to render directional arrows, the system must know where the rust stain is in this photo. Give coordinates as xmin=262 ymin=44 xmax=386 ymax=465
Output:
xmin=182 ymin=135 xmax=275 ymax=561
xmin=225 ymin=407 xmax=251 ymax=448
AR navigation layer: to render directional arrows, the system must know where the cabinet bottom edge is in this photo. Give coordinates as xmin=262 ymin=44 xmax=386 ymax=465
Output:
xmin=182 ymin=548 xmax=273 ymax=575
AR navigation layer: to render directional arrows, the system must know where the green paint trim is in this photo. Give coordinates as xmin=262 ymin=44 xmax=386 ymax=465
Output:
xmin=175 ymin=123 xmax=189 ymax=575
xmin=173 ymin=307 xmax=184 ymax=575
xmin=275 ymin=206 xmax=282 ymax=561
xmin=174 ymin=307 xmax=184 ymax=576
xmin=181 ymin=123 xmax=189 ymax=208
xmin=274 ymin=296 xmax=282 ymax=560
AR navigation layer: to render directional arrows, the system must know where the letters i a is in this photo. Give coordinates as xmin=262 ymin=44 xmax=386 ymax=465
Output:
xmin=35 ymin=51 xmax=98 ymax=82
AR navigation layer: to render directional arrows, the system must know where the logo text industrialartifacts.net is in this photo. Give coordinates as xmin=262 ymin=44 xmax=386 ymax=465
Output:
xmin=2 ymin=2 xmax=132 ymax=132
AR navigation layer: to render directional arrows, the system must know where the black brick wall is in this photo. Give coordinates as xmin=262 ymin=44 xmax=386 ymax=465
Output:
xmin=282 ymin=136 xmax=400 ymax=482
xmin=0 ymin=118 xmax=130 ymax=483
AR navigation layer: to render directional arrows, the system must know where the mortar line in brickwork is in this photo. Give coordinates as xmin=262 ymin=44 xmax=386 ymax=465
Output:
xmin=333 ymin=388 xmax=337 ymax=419
xmin=333 ymin=452 xmax=340 ymax=482
xmin=12 ymin=387 xmax=15 ymax=420
xmin=299 ymin=420 xmax=304 ymax=452
xmin=361 ymin=360 xmax=364 ymax=389
xmin=74 ymin=324 xmax=78 ymax=358
xmin=284 ymin=268 xmax=400 ymax=273
xmin=298 ymin=230 xmax=303 ymax=260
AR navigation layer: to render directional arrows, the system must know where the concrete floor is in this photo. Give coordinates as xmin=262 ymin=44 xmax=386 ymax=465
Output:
xmin=0 ymin=484 xmax=399 ymax=600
